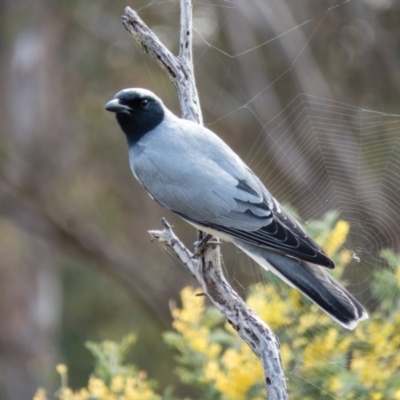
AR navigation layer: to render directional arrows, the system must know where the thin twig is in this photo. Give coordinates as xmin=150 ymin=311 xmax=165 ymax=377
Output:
xmin=179 ymin=0 xmax=193 ymax=62
xmin=122 ymin=6 xmax=202 ymax=124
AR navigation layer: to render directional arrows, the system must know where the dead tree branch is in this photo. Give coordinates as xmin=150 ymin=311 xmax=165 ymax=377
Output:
xmin=122 ymin=3 xmax=288 ymax=398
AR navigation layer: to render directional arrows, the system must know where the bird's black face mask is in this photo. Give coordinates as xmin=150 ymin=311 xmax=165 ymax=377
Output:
xmin=105 ymin=92 xmax=164 ymax=146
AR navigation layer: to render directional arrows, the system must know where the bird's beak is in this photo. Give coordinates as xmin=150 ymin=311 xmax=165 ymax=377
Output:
xmin=105 ymin=99 xmax=131 ymax=114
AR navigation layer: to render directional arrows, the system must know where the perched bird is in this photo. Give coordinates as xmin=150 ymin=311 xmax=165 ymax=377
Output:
xmin=105 ymin=88 xmax=368 ymax=329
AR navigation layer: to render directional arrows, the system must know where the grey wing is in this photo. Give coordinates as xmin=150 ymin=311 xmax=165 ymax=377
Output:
xmin=179 ymin=170 xmax=334 ymax=269
xmin=132 ymin=124 xmax=333 ymax=268
xmin=132 ymin=142 xmax=251 ymax=222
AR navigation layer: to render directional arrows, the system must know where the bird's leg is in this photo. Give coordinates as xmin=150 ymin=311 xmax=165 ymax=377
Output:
xmin=194 ymin=233 xmax=212 ymax=251
xmin=192 ymin=233 xmax=221 ymax=258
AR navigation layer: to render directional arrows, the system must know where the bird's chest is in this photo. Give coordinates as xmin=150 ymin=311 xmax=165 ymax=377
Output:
xmin=128 ymin=142 xmax=181 ymax=186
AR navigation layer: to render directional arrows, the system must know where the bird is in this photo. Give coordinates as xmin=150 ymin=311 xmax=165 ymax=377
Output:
xmin=105 ymin=88 xmax=368 ymax=329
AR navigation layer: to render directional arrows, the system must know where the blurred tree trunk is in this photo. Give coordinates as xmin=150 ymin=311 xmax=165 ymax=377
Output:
xmin=0 ymin=0 xmax=63 ymax=398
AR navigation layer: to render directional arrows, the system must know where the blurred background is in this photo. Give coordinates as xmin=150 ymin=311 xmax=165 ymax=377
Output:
xmin=1 ymin=0 xmax=400 ymax=398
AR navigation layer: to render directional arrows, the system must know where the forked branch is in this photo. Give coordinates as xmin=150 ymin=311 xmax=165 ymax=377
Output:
xmin=122 ymin=4 xmax=202 ymax=124
xmin=122 ymin=3 xmax=288 ymax=399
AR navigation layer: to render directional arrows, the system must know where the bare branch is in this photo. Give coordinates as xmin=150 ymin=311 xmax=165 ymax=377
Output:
xmin=179 ymin=0 xmax=193 ymax=64
xmin=123 ymin=2 xmax=288 ymax=398
xmin=122 ymin=7 xmax=202 ymax=124
xmin=149 ymin=220 xmax=288 ymax=399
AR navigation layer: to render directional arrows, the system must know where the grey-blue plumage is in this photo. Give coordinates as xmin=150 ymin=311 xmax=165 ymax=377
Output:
xmin=105 ymin=88 xmax=368 ymax=329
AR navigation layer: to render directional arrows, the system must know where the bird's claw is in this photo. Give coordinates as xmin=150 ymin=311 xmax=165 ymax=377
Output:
xmin=194 ymin=233 xmax=212 ymax=251
xmin=192 ymin=234 xmax=220 ymax=258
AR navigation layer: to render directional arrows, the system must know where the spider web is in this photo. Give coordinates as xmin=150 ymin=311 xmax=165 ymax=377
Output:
xmin=192 ymin=1 xmax=400 ymax=398
xmin=243 ymin=93 xmax=400 ymax=393
xmin=248 ymin=92 xmax=400 ymax=281
xmin=137 ymin=0 xmax=400 ymax=397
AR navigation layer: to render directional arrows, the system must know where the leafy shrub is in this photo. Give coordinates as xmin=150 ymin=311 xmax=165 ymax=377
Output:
xmin=34 ymin=214 xmax=400 ymax=399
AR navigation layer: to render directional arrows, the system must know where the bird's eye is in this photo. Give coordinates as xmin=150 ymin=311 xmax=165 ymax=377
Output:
xmin=140 ymin=99 xmax=149 ymax=109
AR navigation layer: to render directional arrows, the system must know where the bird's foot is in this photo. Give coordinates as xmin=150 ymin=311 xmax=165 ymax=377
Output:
xmin=192 ymin=234 xmax=221 ymax=258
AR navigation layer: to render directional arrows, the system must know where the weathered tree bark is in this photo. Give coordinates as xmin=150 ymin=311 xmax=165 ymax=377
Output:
xmin=122 ymin=3 xmax=288 ymax=399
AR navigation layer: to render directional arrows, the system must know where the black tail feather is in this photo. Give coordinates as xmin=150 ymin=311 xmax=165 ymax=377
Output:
xmin=235 ymin=240 xmax=368 ymax=329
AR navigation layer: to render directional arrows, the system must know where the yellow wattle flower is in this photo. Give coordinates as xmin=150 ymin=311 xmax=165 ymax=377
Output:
xmin=323 ymin=220 xmax=350 ymax=256
xmin=56 ymin=364 xmax=68 ymax=375
xmin=33 ymin=389 xmax=48 ymax=400
xmin=111 ymin=375 xmax=125 ymax=392
xmin=88 ymin=377 xmax=108 ymax=398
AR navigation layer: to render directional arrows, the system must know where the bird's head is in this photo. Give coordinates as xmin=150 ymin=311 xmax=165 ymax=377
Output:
xmin=105 ymin=88 xmax=165 ymax=145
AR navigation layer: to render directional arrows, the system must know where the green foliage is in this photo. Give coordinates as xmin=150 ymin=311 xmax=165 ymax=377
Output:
xmin=161 ymin=216 xmax=400 ymax=399
xmin=34 ymin=335 xmax=174 ymax=400
xmin=35 ymin=214 xmax=400 ymax=399
xmin=374 ymin=249 xmax=400 ymax=312
xmin=85 ymin=334 xmax=138 ymax=384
